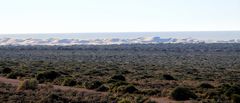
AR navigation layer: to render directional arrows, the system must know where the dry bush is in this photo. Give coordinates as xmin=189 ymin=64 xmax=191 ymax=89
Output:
xmin=17 ymin=79 xmax=38 ymax=91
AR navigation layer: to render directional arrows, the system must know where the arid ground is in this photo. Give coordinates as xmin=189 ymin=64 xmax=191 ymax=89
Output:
xmin=0 ymin=44 xmax=240 ymax=103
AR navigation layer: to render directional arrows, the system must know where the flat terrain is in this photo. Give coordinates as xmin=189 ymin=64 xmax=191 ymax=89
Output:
xmin=0 ymin=44 xmax=240 ymax=103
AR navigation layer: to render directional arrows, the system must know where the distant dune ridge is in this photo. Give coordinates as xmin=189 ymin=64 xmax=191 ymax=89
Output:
xmin=0 ymin=31 xmax=240 ymax=45
xmin=0 ymin=36 xmax=240 ymax=45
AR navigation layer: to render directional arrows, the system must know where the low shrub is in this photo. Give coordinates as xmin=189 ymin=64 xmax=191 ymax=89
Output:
xmin=61 ymin=78 xmax=77 ymax=86
xmin=7 ymin=72 xmax=24 ymax=79
xmin=199 ymin=83 xmax=214 ymax=89
xmin=53 ymin=77 xmax=65 ymax=85
xmin=110 ymin=74 xmax=126 ymax=81
xmin=110 ymin=81 xmax=129 ymax=92
xmin=162 ymin=74 xmax=176 ymax=80
xmin=219 ymin=83 xmax=231 ymax=93
xmin=36 ymin=71 xmax=61 ymax=83
xmin=117 ymin=85 xmax=138 ymax=93
xmin=17 ymin=79 xmax=38 ymax=90
xmin=171 ymin=87 xmax=197 ymax=101
xmin=231 ymin=94 xmax=240 ymax=103
xmin=225 ymin=84 xmax=240 ymax=97
xmin=1 ymin=67 xmax=12 ymax=74
xmin=84 ymin=81 xmax=102 ymax=89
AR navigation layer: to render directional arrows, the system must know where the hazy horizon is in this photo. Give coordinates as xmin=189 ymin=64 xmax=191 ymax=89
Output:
xmin=0 ymin=31 xmax=239 ymax=40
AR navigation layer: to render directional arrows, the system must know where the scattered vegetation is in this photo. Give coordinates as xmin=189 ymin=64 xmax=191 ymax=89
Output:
xmin=0 ymin=44 xmax=239 ymax=102
xmin=0 ymin=82 xmax=111 ymax=103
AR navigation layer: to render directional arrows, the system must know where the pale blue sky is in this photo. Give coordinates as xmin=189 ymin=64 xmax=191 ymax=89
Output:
xmin=0 ymin=0 xmax=240 ymax=34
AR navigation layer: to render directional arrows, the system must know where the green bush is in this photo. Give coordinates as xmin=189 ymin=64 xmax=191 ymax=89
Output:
xmin=17 ymin=79 xmax=38 ymax=90
xmin=7 ymin=72 xmax=24 ymax=79
xmin=36 ymin=71 xmax=61 ymax=83
xmin=61 ymin=78 xmax=77 ymax=86
xmin=110 ymin=81 xmax=129 ymax=92
xmin=171 ymin=87 xmax=197 ymax=101
xmin=1 ymin=67 xmax=12 ymax=74
xmin=231 ymin=94 xmax=240 ymax=103
xmin=110 ymin=74 xmax=126 ymax=81
xmin=84 ymin=81 xmax=102 ymax=89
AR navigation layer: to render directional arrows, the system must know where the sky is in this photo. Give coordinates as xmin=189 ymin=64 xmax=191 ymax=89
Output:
xmin=0 ymin=0 xmax=240 ymax=34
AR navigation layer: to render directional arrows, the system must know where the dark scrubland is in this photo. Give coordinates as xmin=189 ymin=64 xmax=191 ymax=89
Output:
xmin=0 ymin=43 xmax=240 ymax=103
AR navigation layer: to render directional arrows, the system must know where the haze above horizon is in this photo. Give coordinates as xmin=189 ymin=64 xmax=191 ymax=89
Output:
xmin=0 ymin=31 xmax=240 ymax=40
xmin=0 ymin=0 xmax=240 ymax=34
